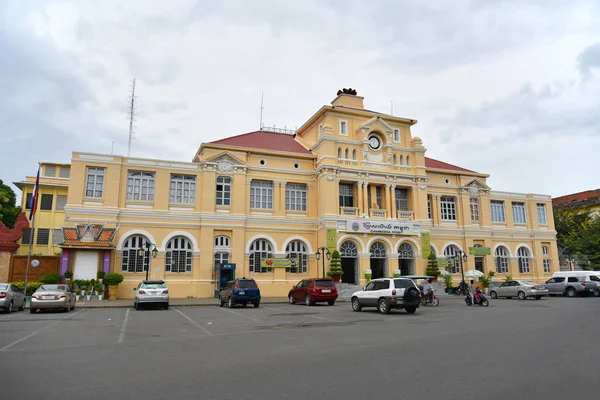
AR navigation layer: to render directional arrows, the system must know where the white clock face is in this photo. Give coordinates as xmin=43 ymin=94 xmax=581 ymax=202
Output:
xmin=368 ymin=136 xmax=381 ymax=150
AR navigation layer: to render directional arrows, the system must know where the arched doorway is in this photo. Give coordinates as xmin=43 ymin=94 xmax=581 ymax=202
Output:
xmin=370 ymin=242 xmax=387 ymax=279
xmin=340 ymin=241 xmax=358 ymax=284
xmin=398 ymin=243 xmax=415 ymax=276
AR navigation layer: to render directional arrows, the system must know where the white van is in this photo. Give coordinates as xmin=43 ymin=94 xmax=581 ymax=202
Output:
xmin=551 ymin=271 xmax=600 ymax=297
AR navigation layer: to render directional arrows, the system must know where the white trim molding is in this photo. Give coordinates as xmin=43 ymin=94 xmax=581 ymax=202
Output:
xmin=117 ymin=229 xmax=158 ymax=250
xmin=336 ymin=234 xmax=367 ymax=253
xmin=160 ymin=231 xmax=200 ymax=252
xmin=366 ymin=236 xmax=394 ymax=253
xmin=493 ymin=242 xmax=513 ymax=258
xmin=281 ymin=235 xmax=314 ymax=254
xmin=245 ymin=234 xmax=279 ymax=253
xmin=394 ymin=237 xmax=422 ymax=255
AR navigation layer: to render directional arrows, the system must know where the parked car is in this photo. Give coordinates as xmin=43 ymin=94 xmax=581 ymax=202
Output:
xmin=133 ymin=280 xmax=169 ymax=310
xmin=552 ymin=271 xmax=600 ymax=297
xmin=0 ymin=283 xmax=26 ymax=313
xmin=218 ymin=278 xmax=261 ymax=308
xmin=488 ymin=280 xmax=549 ymax=300
xmin=350 ymin=278 xmax=420 ymax=314
xmin=30 ymin=284 xmax=76 ymax=313
xmin=545 ymin=276 xmax=597 ymax=297
xmin=288 ymin=278 xmax=338 ymax=306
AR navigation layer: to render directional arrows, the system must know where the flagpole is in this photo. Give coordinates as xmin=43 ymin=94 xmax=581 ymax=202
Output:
xmin=23 ymin=210 xmax=37 ymax=299
xmin=24 ymin=164 xmax=41 ymax=300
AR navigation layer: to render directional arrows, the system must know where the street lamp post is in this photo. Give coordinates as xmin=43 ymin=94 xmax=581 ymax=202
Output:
xmin=315 ymin=246 xmax=331 ymax=279
xmin=448 ymin=250 xmax=469 ymax=291
xmin=138 ymin=242 xmax=159 ymax=281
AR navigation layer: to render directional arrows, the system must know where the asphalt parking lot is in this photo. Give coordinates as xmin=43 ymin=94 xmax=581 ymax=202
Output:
xmin=1 ymin=296 xmax=599 ymax=400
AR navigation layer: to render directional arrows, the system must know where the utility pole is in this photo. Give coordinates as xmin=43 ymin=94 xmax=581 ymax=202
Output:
xmin=259 ymin=91 xmax=264 ymax=130
xmin=127 ymin=78 xmax=136 ymax=157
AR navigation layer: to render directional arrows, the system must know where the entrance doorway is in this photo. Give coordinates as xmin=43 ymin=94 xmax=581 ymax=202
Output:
xmin=370 ymin=242 xmax=387 ymax=279
xmin=218 ymin=268 xmax=235 ymax=291
xmin=340 ymin=241 xmax=358 ymax=284
xmin=397 ymin=243 xmax=415 ymax=276
xmin=475 ymin=257 xmax=484 ymax=272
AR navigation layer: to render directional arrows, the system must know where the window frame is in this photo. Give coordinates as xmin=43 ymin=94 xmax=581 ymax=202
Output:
xmin=127 ymin=171 xmax=155 ymax=201
xmin=44 ymin=165 xmax=57 ymax=177
xmin=121 ymin=235 xmax=150 ymax=273
xmin=395 ymin=188 xmax=409 ymax=212
xmin=165 ymin=237 xmax=193 ymax=273
xmin=285 ymin=240 xmax=308 ymax=273
xmin=339 ymin=183 xmax=354 ymax=208
xmin=285 ymin=183 xmax=307 ymax=212
xmin=393 ymin=128 xmax=400 ymax=142
xmin=495 ymin=246 xmax=509 ymax=273
xmin=443 ymin=245 xmax=460 ymax=274
xmin=36 ymin=228 xmax=50 ymax=245
xmin=537 ymin=203 xmax=547 ymax=225
xmin=22 ymin=228 xmax=34 ymax=245
xmin=52 ymin=229 xmax=62 ymax=245
xmin=470 ymin=197 xmax=480 ymax=222
xmin=491 ymin=200 xmax=506 ymax=223
xmin=440 ymin=196 xmax=457 ymax=221
xmin=85 ymin=167 xmax=105 ymax=198
xmin=40 ymin=194 xmax=53 ymax=211
xmin=517 ymin=247 xmax=531 ymax=273
xmin=339 ymin=120 xmax=348 ymax=136
xmin=250 ymin=180 xmax=273 ymax=209
xmin=215 ymin=176 xmax=231 ymax=206
xmin=55 ymin=195 xmax=67 ymax=211
xmin=170 ymin=174 xmax=196 ymax=204
xmin=249 ymin=239 xmax=273 ymax=273
xmin=512 ymin=202 xmax=527 ymax=224
xmin=59 ymin=167 xmax=70 ymax=178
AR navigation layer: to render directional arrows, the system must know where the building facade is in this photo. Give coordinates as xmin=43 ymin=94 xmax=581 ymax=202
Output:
xmin=20 ymin=91 xmax=559 ymax=298
xmin=14 ymin=162 xmax=70 ymax=256
xmin=553 ymin=189 xmax=600 ymax=218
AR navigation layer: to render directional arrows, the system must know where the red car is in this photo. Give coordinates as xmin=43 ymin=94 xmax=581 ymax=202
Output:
xmin=288 ymin=278 xmax=338 ymax=306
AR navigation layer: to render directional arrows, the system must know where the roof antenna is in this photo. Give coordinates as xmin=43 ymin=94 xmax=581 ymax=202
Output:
xmin=259 ymin=91 xmax=264 ymax=130
xmin=390 ymin=101 xmax=394 ymax=116
xmin=111 ymin=141 xmax=115 ymax=155
xmin=127 ymin=78 xmax=137 ymax=157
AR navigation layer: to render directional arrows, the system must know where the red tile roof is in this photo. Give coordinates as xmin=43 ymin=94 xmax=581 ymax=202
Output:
xmin=64 ymin=228 xmax=78 ymax=240
xmin=553 ymin=189 xmax=600 ymax=207
xmin=98 ymin=229 xmax=116 ymax=241
xmin=61 ymin=241 xmax=114 ymax=248
xmin=424 ymin=157 xmax=476 ymax=173
xmin=210 ymin=131 xmax=312 ymax=154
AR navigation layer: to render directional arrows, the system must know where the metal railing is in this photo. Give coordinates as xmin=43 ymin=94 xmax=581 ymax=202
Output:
xmin=261 ymin=125 xmax=296 ymax=135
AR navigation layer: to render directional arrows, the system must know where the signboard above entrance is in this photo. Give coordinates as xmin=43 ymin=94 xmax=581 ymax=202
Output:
xmin=347 ymin=219 xmax=417 ymax=235
xmin=469 ymin=247 xmax=491 ymax=256
xmin=260 ymin=258 xmax=297 ymax=268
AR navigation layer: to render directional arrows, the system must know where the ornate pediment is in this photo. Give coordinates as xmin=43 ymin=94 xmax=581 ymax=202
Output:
xmin=204 ymin=152 xmax=246 ymax=173
xmin=462 ymin=179 xmax=490 ymax=196
xmin=356 ymin=117 xmax=394 ymax=137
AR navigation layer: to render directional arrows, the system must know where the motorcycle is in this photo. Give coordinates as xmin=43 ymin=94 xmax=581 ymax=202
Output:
xmin=465 ymin=288 xmax=489 ymax=307
xmin=420 ymin=288 xmax=440 ymax=307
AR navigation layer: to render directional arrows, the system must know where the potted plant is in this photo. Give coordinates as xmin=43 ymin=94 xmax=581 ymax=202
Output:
xmin=364 ymin=269 xmax=372 ymax=283
xmin=86 ymin=290 xmax=92 ymax=301
xmin=76 ymin=289 xmax=81 ymax=301
xmin=326 ymin=250 xmax=343 ymax=282
xmin=425 ymin=252 xmax=441 ymax=280
xmin=64 ymin=270 xmax=73 ymax=281
xmin=104 ymin=273 xmax=124 ymax=300
xmin=97 ymin=270 xmax=106 ymax=283
xmin=443 ymin=274 xmax=453 ymax=295
xmin=393 ymin=269 xmax=401 ymax=278
xmin=96 ymin=282 xmax=104 ymax=300
xmin=481 ymin=274 xmax=492 ymax=294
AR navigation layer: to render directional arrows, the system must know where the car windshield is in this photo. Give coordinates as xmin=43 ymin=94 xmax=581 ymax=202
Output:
xmin=0 ymin=284 xmax=8 ymax=290
xmin=315 ymin=280 xmax=334 ymax=287
xmin=238 ymin=280 xmax=257 ymax=289
xmin=39 ymin=285 xmax=67 ymax=291
xmin=141 ymin=283 xmax=167 ymax=289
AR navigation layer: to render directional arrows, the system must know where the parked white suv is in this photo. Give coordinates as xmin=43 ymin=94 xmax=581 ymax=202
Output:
xmin=350 ymin=278 xmax=420 ymax=314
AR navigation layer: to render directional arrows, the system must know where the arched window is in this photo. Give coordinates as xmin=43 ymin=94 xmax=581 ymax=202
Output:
xmin=370 ymin=242 xmax=387 ymax=258
xmin=121 ymin=235 xmax=149 ymax=273
xmin=495 ymin=246 xmax=509 ymax=273
xmin=340 ymin=241 xmax=358 ymax=258
xmin=443 ymin=245 xmax=460 ymax=273
xmin=214 ymin=236 xmax=230 ymax=247
xmin=400 ymin=155 xmax=404 ymax=165
xmin=286 ymin=240 xmax=307 ymax=273
xmin=165 ymin=237 xmax=192 ymax=272
xmin=249 ymin=239 xmax=273 ymax=273
xmin=542 ymin=246 xmax=551 ymax=273
xmin=338 ymin=148 xmax=342 ymax=159
xmin=352 ymin=149 xmax=357 ymax=160
xmin=398 ymin=243 xmax=414 ymax=259
xmin=406 ymin=156 xmax=410 ymax=166
xmin=517 ymin=247 xmax=531 ymax=273
xmin=345 ymin=148 xmax=349 ymax=159
xmin=393 ymin=154 xmax=397 ymax=165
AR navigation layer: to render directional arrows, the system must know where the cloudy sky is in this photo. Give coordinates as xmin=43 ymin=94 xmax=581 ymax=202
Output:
xmin=1 ymin=0 xmax=599 ymax=200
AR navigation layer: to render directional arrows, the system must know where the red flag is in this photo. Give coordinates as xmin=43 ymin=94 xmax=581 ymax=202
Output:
xmin=28 ymin=166 xmax=40 ymax=220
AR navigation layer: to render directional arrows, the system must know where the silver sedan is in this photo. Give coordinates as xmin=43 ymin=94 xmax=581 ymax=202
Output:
xmin=30 ymin=285 xmax=76 ymax=313
xmin=0 ymin=283 xmax=26 ymax=313
xmin=489 ymin=280 xmax=549 ymax=300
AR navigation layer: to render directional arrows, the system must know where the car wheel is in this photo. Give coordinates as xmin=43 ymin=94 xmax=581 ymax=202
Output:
xmin=30 ymin=308 xmax=36 ymax=314
xmin=164 ymin=303 xmax=169 ymax=310
xmin=518 ymin=291 xmax=526 ymax=300
xmin=218 ymin=297 xmax=224 ymax=307
xmin=134 ymin=301 xmax=140 ymax=310
xmin=351 ymin=297 xmax=362 ymax=312
xmin=242 ymin=302 xmax=247 ymax=308
xmin=378 ymin=298 xmax=390 ymax=314
xmin=6 ymin=301 xmax=13 ymax=313
xmin=566 ymin=287 xmax=577 ymax=298
xmin=594 ymin=289 xmax=600 ymax=298
xmin=535 ymin=296 xmax=542 ymax=300
xmin=253 ymin=302 xmax=260 ymax=308
xmin=228 ymin=297 xmax=234 ymax=308
xmin=490 ymin=291 xmax=498 ymax=299
xmin=327 ymin=300 xmax=335 ymax=306
xmin=304 ymin=295 xmax=314 ymax=306
xmin=288 ymin=295 xmax=296 ymax=305
xmin=405 ymin=305 xmax=417 ymax=314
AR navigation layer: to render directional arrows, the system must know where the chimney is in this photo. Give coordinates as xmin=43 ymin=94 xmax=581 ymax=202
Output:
xmin=331 ymin=88 xmax=364 ymax=109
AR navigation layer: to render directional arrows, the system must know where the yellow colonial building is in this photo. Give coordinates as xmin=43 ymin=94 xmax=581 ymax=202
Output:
xmin=24 ymin=91 xmax=560 ymax=298
xmin=14 ymin=162 xmax=71 ymax=256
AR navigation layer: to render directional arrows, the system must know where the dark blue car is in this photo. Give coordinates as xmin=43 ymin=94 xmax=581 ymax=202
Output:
xmin=218 ymin=278 xmax=261 ymax=308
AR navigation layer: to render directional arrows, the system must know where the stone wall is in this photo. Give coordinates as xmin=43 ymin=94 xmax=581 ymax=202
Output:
xmin=10 ymin=255 xmax=60 ymax=282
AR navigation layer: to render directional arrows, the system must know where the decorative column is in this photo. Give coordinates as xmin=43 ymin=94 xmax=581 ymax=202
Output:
xmin=385 ymin=184 xmax=392 ymax=219
xmin=356 ymin=182 xmax=364 ymax=216
xmin=391 ymin=185 xmax=397 ymax=219
xmin=60 ymin=250 xmax=69 ymax=277
xmin=363 ymin=183 xmax=370 ymax=217
xmin=245 ymin=178 xmax=252 ymax=214
xmin=103 ymin=250 xmax=111 ymax=275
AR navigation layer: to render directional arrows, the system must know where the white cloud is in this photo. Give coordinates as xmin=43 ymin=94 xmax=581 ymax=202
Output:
xmin=1 ymin=0 xmax=599 ymax=199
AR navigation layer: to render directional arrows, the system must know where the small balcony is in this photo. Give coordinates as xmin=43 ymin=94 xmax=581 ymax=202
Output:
xmin=340 ymin=207 xmax=359 ymax=217
xmin=370 ymin=209 xmax=388 ymax=219
xmin=397 ymin=211 xmax=414 ymax=220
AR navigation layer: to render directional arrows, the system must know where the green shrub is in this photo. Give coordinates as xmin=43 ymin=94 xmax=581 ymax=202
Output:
xmin=97 ymin=271 xmax=106 ymax=280
xmin=443 ymin=274 xmax=453 ymax=289
xmin=11 ymin=281 xmax=43 ymax=295
xmin=64 ymin=270 xmax=73 ymax=279
xmin=104 ymin=273 xmax=124 ymax=286
xmin=326 ymin=250 xmax=343 ymax=278
xmin=425 ymin=252 xmax=441 ymax=277
xmin=504 ymin=274 xmax=513 ymax=282
xmin=39 ymin=273 xmax=61 ymax=284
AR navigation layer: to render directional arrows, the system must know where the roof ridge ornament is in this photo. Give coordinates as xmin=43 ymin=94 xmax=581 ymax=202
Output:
xmin=337 ymin=88 xmax=357 ymax=96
